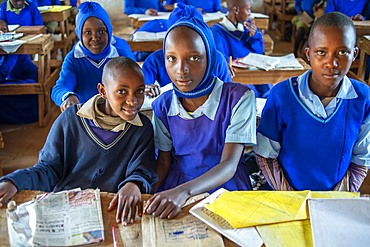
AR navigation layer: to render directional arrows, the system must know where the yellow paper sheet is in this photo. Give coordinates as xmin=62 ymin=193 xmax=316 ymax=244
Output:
xmin=204 ymin=190 xmax=359 ymax=228
xmin=39 ymin=5 xmax=72 ymax=13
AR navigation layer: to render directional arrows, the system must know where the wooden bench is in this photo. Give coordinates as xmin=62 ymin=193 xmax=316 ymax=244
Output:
xmin=0 ymin=34 xmax=61 ymax=127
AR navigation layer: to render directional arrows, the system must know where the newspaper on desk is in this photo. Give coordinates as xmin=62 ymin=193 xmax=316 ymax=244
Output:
xmin=7 ymin=188 xmax=104 ymax=246
xmin=238 ymin=53 xmax=304 ymax=71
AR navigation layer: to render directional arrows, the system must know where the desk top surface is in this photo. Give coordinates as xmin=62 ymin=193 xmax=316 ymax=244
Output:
xmin=0 ymin=34 xmax=53 ymax=55
xmin=0 ymin=191 xmax=237 ymax=246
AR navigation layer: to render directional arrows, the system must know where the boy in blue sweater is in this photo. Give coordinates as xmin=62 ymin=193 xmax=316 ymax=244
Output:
xmin=144 ymin=4 xmax=256 ymax=219
xmin=0 ymin=0 xmax=43 ymax=26
xmin=254 ymin=12 xmax=370 ymax=192
xmin=0 ymin=19 xmax=39 ymax=124
xmin=124 ymin=0 xmax=167 ymax=15
xmin=51 ymin=2 xmax=135 ymax=112
xmin=0 ymin=56 xmax=158 ymax=226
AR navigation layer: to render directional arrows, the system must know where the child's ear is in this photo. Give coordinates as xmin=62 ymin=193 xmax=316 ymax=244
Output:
xmin=234 ymin=6 xmax=239 ymax=14
xmin=304 ymin=47 xmax=310 ymax=62
xmin=97 ymin=83 xmax=106 ymax=98
xmin=352 ymin=47 xmax=359 ymax=61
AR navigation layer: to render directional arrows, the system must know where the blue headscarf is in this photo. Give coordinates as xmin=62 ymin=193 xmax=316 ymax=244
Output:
xmin=75 ymin=2 xmax=112 ymax=61
xmin=164 ymin=3 xmax=217 ymax=99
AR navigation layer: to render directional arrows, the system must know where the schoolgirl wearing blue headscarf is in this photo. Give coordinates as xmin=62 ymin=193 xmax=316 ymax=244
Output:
xmin=146 ymin=3 xmax=257 ymax=219
xmin=51 ymin=2 xmax=135 ymax=111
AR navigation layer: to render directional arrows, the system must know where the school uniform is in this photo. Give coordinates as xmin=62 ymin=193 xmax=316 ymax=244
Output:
xmin=33 ymin=0 xmax=61 ymax=6
xmin=0 ymin=99 xmax=158 ymax=193
xmin=142 ymin=49 xmax=232 ymax=87
xmin=123 ymin=0 xmax=167 ymax=15
xmin=0 ymin=0 xmax=43 ymax=26
xmin=295 ymin=0 xmax=321 ymax=17
xmin=0 ymin=54 xmax=39 ymax=124
xmin=166 ymin=0 xmax=221 ymax=13
xmin=254 ymin=70 xmax=370 ymax=191
xmin=325 ymin=0 xmax=368 ymax=19
xmin=51 ymin=2 xmax=135 ymax=106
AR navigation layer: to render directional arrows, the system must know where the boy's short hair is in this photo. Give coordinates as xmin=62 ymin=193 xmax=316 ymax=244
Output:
xmin=102 ymin=56 xmax=144 ymax=84
xmin=308 ymin=12 xmax=356 ymax=47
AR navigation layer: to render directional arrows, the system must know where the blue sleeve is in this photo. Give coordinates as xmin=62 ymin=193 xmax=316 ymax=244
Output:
xmin=11 ymin=55 xmax=38 ymax=81
xmin=166 ymin=0 xmax=177 ymax=4
xmin=0 ymin=111 xmax=67 ymax=192
xmin=295 ymin=0 xmax=302 ymax=13
xmin=31 ymin=5 xmax=44 ymax=25
xmin=124 ymin=0 xmax=147 ymax=15
xmin=362 ymin=1 xmax=370 ymax=20
xmin=113 ymin=36 xmax=136 ymax=61
xmin=51 ymin=52 xmax=79 ymax=106
xmin=244 ymin=28 xmax=264 ymax=55
xmin=0 ymin=3 xmax=8 ymax=23
xmin=211 ymin=25 xmax=229 ymax=61
xmin=142 ymin=53 xmax=158 ymax=85
xmin=213 ymin=0 xmax=221 ymax=12
xmin=325 ymin=0 xmax=335 ymax=13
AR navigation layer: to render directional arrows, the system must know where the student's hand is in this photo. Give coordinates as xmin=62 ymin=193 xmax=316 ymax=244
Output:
xmin=352 ymin=14 xmax=364 ymax=21
xmin=0 ymin=181 xmax=18 ymax=208
xmin=244 ymin=20 xmax=257 ymax=37
xmin=228 ymin=63 xmax=235 ymax=79
xmin=60 ymin=95 xmax=80 ymax=112
xmin=143 ymin=187 xmax=189 ymax=219
xmin=107 ymin=182 xmax=142 ymax=226
xmin=144 ymin=84 xmax=161 ymax=98
xmin=145 ymin=8 xmax=158 ymax=16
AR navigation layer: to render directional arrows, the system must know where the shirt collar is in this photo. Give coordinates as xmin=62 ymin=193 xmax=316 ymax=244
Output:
xmin=168 ymin=78 xmax=223 ymax=120
xmin=6 ymin=0 xmax=28 ymax=13
xmin=220 ymin=16 xmax=245 ymax=32
xmin=297 ymin=69 xmax=358 ymax=101
xmin=74 ymin=37 xmax=119 ymax=59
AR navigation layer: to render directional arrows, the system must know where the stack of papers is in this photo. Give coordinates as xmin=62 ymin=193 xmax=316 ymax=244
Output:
xmin=132 ymin=31 xmax=166 ymax=41
xmin=237 ymin=53 xmax=304 ymax=71
xmin=250 ymin=13 xmax=269 ymax=19
xmin=129 ymin=12 xmax=170 ymax=21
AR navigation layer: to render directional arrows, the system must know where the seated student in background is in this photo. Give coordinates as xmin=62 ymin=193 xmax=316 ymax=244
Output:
xmin=31 ymin=0 xmax=61 ymax=34
xmin=51 ymin=1 xmax=135 ymax=112
xmin=143 ymin=4 xmax=256 ymax=219
xmin=124 ymin=0 xmax=168 ymax=16
xmin=254 ymin=12 xmax=370 ymax=192
xmin=325 ymin=0 xmax=369 ymax=20
xmin=211 ymin=0 xmax=271 ymax=98
xmin=0 ymin=0 xmax=43 ymax=26
xmin=142 ymin=3 xmax=232 ymax=95
xmin=0 ymin=19 xmax=39 ymax=124
xmin=0 ymin=57 xmax=158 ymax=226
xmin=166 ymin=0 xmax=221 ymax=13
xmin=291 ymin=0 xmax=322 ymax=57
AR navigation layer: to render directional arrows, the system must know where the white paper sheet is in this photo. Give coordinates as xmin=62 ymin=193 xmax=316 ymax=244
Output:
xmin=308 ymin=198 xmax=370 ymax=247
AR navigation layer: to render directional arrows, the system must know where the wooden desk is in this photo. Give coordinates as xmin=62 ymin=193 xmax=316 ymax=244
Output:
xmin=357 ymin=35 xmax=370 ymax=85
xmin=263 ymin=33 xmax=274 ymax=55
xmin=127 ymin=39 xmax=163 ymax=52
xmin=233 ymin=58 xmax=310 ymax=85
xmin=0 ymin=191 xmax=238 ymax=246
xmin=0 ymin=34 xmax=60 ymax=127
xmin=353 ymin=20 xmax=370 ymax=37
xmin=15 ymin=25 xmax=47 ymax=35
xmin=41 ymin=6 xmax=77 ymax=58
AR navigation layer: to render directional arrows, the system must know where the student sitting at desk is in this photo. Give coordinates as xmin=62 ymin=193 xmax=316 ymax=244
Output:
xmin=0 ymin=19 xmax=39 ymax=124
xmin=166 ymin=0 xmax=222 ymax=13
xmin=0 ymin=0 xmax=43 ymax=26
xmin=142 ymin=3 xmax=232 ymax=96
xmin=211 ymin=0 xmax=271 ymax=98
xmin=124 ymin=0 xmax=168 ymax=16
xmin=0 ymin=56 xmax=158 ymax=226
xmin=325 ymin=0 xmax=369 ymax=20
xmin=143 ymin=4 xmax=256 ymax=219
xmin=51 ymin=1 xmax=135 ymax=112
xmin=32 ymin=0 xmax=61 ymax=34
xmin=254 ymin=12 xmax=370 ymax=192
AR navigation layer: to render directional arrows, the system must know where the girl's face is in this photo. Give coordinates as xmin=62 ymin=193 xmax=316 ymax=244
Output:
xmin=98 ymin=68 xmax=145 ymax=121
xmin=305 ymin=25 xmax=358 ymax=90
xmin=10 ymin=0 xmax=25 ymax=9
xmin=81 ymin=17 xmax=109 ymax=54
xmin=164 ymin=26 xmax=207 ymax=92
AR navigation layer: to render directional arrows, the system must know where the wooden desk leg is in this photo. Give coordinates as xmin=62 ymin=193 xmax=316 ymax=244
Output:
xmin=357 ymin=50 xmax=367 ymax=81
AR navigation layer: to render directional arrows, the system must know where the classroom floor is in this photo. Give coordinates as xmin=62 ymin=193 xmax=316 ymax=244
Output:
xmin=1 ymin=14 xmax=370 ymax=193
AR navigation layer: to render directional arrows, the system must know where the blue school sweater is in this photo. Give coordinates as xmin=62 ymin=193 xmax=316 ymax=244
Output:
xmin=295 ymin=0 xmax=321 ymax=17
xmin=325 ymin=0 xmax=368 ymax=19
xmin=152 ymin=82 xmax=252 ymax=192
xmin=0 ymin=105 xmax=158 ymax=193
xmin=51 ymin=36 xmax=135 ymax=106
xmin=0 ymin=1 xmax=43 ymax=26
xmin=142 ymin=49 xmax=232 ymax=87
xmin=124 ymin=0 xmax=167 ymax=15
xmin=0 ymin=54 xmax=39 ymax=124
xmin=257 ymin=77 xmax=370 ymax=191
xmin=33 ymin=0 xmax=61 ymax=6
xmin=166 ymin=0 xmax=221 ymax=13
xmin=211 ymin=23 xmax=264 ymax=61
